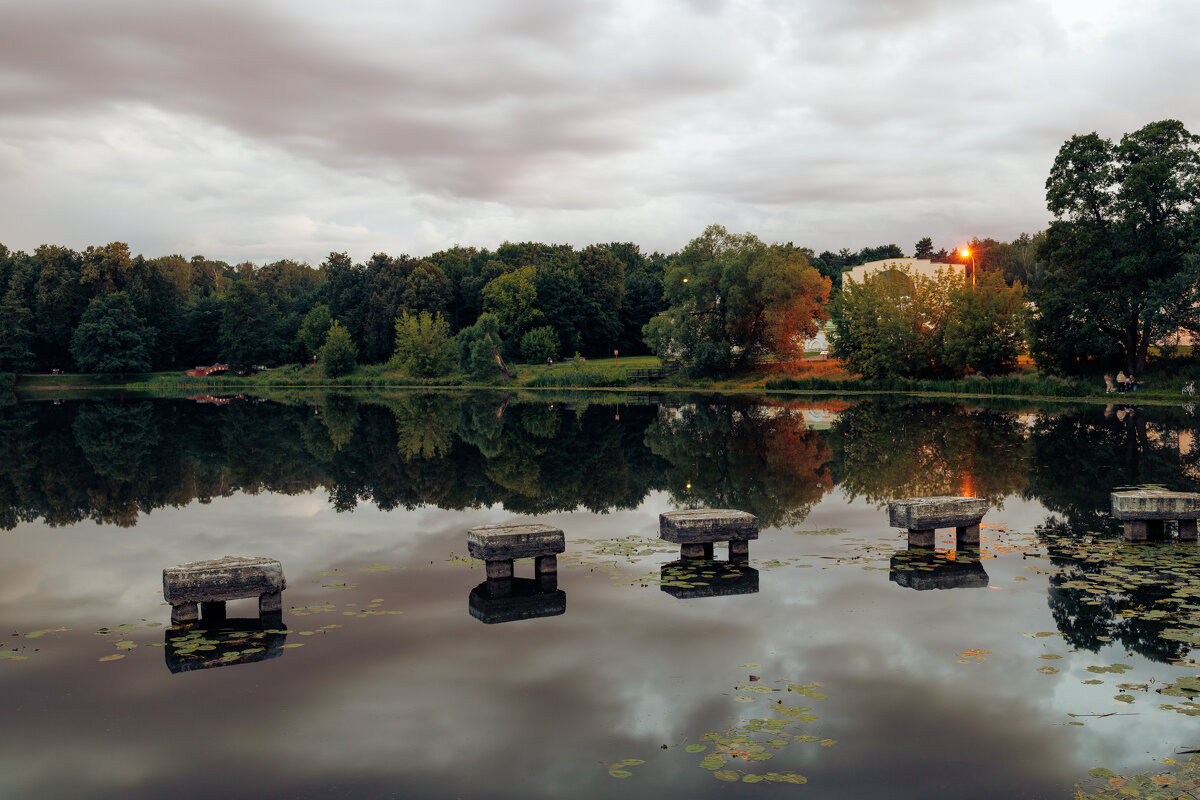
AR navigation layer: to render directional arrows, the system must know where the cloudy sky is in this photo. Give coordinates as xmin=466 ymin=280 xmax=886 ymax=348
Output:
xmin=1 ymin=0 xmax=1197 ymax=265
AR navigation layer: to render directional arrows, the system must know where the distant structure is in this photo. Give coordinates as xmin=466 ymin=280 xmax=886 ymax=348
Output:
xmin=843 ymin=258 xmax=966 ymax=286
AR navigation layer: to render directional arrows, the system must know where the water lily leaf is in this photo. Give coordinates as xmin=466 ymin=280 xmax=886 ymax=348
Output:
xmin=26 ymin=627 xmax=69 ymax=639
xmin=1114 ymin=695 xmax=1134 ymax=704
xmin=742 ymin=774 xmax=765 ymax=783
xmin=1089 ymin=767 xmax=1116 ymax=779
xmin=1037 ymin=666 xmax=1059 ymax=675
xmin=607 ymin=769 xmax=632 ymax=779
xmin=98 ymin=654 xmax=125 ymax=662
xmin=0 ymin=651 xmax=28 ymax=661
xmin=685 ymin=744 xmax=707 ymax=753
xmin=618 ymin=759 xmax=644 ymax=766
xmin=713 ymin=770 xmax=739 ymax=782
xmin=699 ymin=756 xmax=725 ymax=771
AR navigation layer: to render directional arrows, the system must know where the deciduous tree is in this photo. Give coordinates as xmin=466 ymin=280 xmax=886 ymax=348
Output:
xmin=1033 ymin=119 xmax=1200 ymax=375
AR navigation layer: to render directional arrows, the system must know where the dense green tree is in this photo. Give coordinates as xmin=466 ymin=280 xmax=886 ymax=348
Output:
xmin=914 ymin=237 xmax=934 ymax=259
xmin=941 ymin=270 xmax=1028 ymax=375
xmin=832 ymin=266 xmax=1027 ymax=378
xmin=577 ymin=244 xmax=625 ymax=353
xmin=482 ymin=265 xmax=541 ymax=356
xmin=392 ymin=310 xmax=454 ymax=377
xmin=219 ymin=281 xmax=279 ymax=371
xmin=177 ymin=295 xmax=224 ymax=367
xmin=831 ymin=267 xmax=945 ymax=378
xmin=857 ymin=243 xmax=905 ymax=262
xmin=69 ymin=292 xmax=155 ymax=376
xmin=1033 ymin=119 xmax=1200 ymax=375
xmin=456 ymin=313 xmax=505 ymax=379
xmin=297 ymin=304 xmax=333 ymax=360
xmin=403 ymin=260 xmax=453 ymax=315
xmin=645 ymin=225 xmax=830 ymax=374
xmin=0 ymin=288 xmax=36 ymax=372
xmin=520 ymin=325 xmax=560 ymax=363
xmin=318 ymin=320 xmax=358 ymax=377
xmin=32 ymin=244 xmax=88 ymax=369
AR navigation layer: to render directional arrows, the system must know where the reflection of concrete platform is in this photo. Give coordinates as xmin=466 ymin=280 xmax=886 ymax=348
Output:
xmin=164 ymin=617 xmax=288 ymax=674
xmin=660 ymin=509 xmax=759 ymax=560
xmin=889 ymin=550 xmax=989 ymax=591
xmin=888 ymin=497 xmax=988 ymax=547
xmin=467 ymin=522 xmax=565 ymax=580
xmin=659 ymin=560 xmax=759 ymax=599
xmin=468 ymin=578 xmax=566 ymax=624
xmin=1111 ymin=490 xmax=1200 ymax=541
xmin=163 ymin=556 xmax=286 ymax=625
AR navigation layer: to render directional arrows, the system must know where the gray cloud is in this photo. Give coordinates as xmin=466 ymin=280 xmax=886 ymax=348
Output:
xmin=0 ymin=0 xmax=1198 ymax=262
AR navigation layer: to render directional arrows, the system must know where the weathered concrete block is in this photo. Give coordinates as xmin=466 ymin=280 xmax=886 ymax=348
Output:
xmin=888 ymin=497 xmax=988 ymax=531
xmin=467 ymin=523 xmax=565 ymax=561
xmin=164 ymin=556 xmax=286 ymax=603
xmin=659 ymin=509 xmax=759 ymax=543
xmin=1111 ymin=490 xmax=1200 ymax=521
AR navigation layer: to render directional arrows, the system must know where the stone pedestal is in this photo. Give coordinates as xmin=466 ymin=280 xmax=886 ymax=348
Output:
xmin=467 ymin=522 xmax=566 ymax=586
xmin=163 ymin=556 xmax=286 ymax=625
xmin=887 ymin=497 xmax=988 ymax=548
xmin=1111 ymin=490 xmax=1200 ymax=542
xmin=660 ymin=509 xmax=758 ymax=560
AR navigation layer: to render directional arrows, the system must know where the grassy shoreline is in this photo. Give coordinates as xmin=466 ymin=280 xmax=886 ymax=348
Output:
xmin=11 ymin=356 xmax=1198 ymax=406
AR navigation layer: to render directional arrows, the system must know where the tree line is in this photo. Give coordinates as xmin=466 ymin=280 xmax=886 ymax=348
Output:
xmin=0 ymin=229 xmax=975 ymax=378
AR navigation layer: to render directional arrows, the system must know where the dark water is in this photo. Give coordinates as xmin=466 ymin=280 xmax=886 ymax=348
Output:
xmin=2 ymin=392 xmax=1199 ymax=798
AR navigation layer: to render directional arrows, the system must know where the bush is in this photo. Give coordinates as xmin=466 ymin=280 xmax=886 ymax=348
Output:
xmin=520 ymin=326 xmax=560 ymax=363
xmin=318 ymin=320 xmax=358 ymax=378
xmin=393 ymin=311 xmax=454 ymax=377
xmin=456 ymin=314 xmax=504 ymax=379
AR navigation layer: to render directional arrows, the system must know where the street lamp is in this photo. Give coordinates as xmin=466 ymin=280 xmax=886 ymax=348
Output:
xmin=960 ymin=247 xmax=975 ymax=288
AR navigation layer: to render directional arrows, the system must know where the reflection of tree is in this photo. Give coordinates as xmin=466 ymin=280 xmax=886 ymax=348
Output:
xmin=644 ymin=402 xmax=832 ymax=527
xmin=389 ymin=394 xmax=458 ymax=461
xmin=828 ymin=399 xmax=1029 ymax=506
xmin=1026 ymin=406 xmax=1192 ymax=532
xmin=1040 ymin=527 xmax=1193 ymax=663
xmin=319 ymin=394 xmax=360 ymax=452
xmin=73 ymin=402 xmax=160 ymax=482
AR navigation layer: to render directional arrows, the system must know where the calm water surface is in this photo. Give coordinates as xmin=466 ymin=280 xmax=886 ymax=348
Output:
xmin=2 ymin=393 xmax=1199 ymax=799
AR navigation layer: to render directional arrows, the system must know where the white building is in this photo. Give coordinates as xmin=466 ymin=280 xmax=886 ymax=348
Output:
xmin=843 ymin=258 xmax=967 ymax=285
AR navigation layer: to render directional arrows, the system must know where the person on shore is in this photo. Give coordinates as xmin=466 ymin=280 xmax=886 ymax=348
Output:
xmin=1116 ymin=370 xmax=1127 ymax=391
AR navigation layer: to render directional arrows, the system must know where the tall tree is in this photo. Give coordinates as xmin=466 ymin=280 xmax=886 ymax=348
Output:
xmin=69 ymin=292 xmax=155 ymax=376
xmin=914 ymin=237 xmax=934 ymax=259
xmin=1033 ymin=119 xmax=1200 ymax=375
xmin=219 ymin=282 xmax=279 ymax=371
xmin=644 ymin=225 xmax=831 ymax=374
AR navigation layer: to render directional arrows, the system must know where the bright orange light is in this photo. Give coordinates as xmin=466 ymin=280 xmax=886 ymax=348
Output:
xmin=960 ymin=248 xmax=971 ymax=258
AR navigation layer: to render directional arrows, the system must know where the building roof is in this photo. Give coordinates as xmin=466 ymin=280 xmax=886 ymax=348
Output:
xmin=844 ymin=258 xmax=966 ymax=285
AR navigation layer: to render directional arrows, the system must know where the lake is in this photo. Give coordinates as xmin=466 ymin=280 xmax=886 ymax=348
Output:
xmin=2 ymin=392 xmax=1199 ymax=798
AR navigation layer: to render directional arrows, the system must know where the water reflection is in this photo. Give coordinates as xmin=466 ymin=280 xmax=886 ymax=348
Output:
xmin=164 ymin=618 xmax=289 ymax=674
xmin=468 ymin=578 xmax=566 ymax=624
xmin=1 ymin=393 xmax=1197 ymax=542
xmin=658 ymin=559 xmax=760 ymax=599
xmin=889 ymin=547 xmax=989 ymax=591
